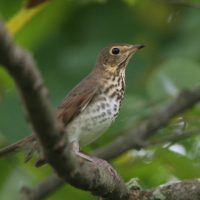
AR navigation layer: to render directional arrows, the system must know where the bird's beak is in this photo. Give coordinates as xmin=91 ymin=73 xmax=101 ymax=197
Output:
xmin=128 ymin=44 xmax=145 ymax=54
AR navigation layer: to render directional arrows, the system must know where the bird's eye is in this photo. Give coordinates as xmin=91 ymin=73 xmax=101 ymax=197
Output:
xmin=111 ymin=48 xmax=120 ymax=55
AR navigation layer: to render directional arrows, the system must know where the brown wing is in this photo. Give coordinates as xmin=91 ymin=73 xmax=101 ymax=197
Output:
xmin=56 ymin=73 xmax=99 ymax=126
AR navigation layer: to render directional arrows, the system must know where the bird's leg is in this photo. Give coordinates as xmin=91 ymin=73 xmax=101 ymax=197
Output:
xmin=71 ymin=141 xmax=94 ymax=162
xmin=71 ymin=141 xmax=118 ymax=178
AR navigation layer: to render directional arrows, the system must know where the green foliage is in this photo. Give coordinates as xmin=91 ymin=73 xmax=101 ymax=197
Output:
xmin=0 ymin=0 xmax=200 ymax=199
xmin=0 ymin=68 xmax=15 ymax=97
xmin=148 ymin=58 xmax=200 ymax=99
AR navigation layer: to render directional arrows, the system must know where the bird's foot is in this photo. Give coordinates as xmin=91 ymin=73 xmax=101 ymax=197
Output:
xmin=75 ymin=151 xmax=117 ymax=178
xmin=91 ymin=156 xmax=118 ymax=178
xmin=71 ymin=141 xmax=118 ymax=178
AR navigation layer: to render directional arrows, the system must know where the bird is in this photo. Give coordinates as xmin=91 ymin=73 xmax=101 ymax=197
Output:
xmin=0 ymin=43 xmax=145 ymax=166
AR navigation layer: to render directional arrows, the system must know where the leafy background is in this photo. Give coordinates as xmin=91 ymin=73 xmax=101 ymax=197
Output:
xmin=0 ymin=0 xmax=200 ymax=199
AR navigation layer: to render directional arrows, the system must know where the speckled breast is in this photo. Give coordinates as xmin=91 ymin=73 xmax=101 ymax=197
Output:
xmin=67 ymin=71 xmax=125 ymax=147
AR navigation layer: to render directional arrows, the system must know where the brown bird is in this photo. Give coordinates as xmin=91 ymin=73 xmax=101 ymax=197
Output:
xmin=0 ymin=43 xmax=145 ymax=165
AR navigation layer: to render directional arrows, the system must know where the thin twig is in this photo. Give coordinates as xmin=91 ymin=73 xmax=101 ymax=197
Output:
xmin=139 ymin=128 xmax=200 ymax=148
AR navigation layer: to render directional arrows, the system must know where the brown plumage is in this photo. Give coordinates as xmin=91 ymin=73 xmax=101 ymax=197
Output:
xmin=0 ymin=44 xmax=145 ymax=165
xmin=56 ymin=68 xmax=99 ymax=126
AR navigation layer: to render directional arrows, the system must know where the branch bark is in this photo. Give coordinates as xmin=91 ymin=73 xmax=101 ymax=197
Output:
xmin=0 ymin=22 xmax=129 ymax=200
xmin=23 ymin=127 xmax=200 ymax=199
xmin=1 ymin=19 xmax=200 ymax=200
xmin=24 ymin=177 xmax=200 ymax=200
xmin=21 ymin=175 xmax=64 ymax=200
xmin=129 ymin=179 xmax=200 ymax=200
xmin=23 ymin=87 xmax=200 ymax=199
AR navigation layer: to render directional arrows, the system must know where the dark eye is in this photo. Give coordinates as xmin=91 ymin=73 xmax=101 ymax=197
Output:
xmin=111 ymin=48 xmax=120 ymax=55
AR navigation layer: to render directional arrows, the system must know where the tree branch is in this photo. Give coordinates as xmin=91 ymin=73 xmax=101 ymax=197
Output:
xmin=140 ymin=128 xmax=200 ymax=148
xmin=94 ymin=89 xmax=200 ymax=160
xmin=21 ymin=175 xmax=64 ymax=200
xmin=0 ymin=21 xmax=129 ymax=200
xmin=129 ymin=179 xmax=200 ymax=200
xmin=23 ymin=114 xmax=200 ymax=199
xmin=1 ymin=18 xmax=200 ymax=199
xmin=24 ymin=177 xmax=200 ymax=200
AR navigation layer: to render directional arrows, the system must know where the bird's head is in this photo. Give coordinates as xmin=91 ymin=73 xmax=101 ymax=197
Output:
xmin=96 ymin=44 xmax=145 ymax=74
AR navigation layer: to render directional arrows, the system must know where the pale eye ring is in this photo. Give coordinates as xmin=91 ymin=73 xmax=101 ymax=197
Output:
xmin=111 ymin=47 xmax=120 ymax=55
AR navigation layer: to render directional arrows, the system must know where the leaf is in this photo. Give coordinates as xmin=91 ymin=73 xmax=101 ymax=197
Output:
xmin=0 ymin=159 xmax=16 ymax=188
xmin=0 ymin=68 xmax=15 ymax=97
xmin=123 ymin=0 xmax=138 ymax=6
xmin=114 ymin=154 xmax=170 ymax=187
xmin=147 ymin=58 xmax=200 ymax=99
xmin=155 ymin=147 xmax=200 ymax=179
xmin=6 ymin=1 xmax=49 ymax=35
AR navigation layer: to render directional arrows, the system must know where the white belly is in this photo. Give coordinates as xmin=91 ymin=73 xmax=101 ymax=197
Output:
xmin=66 ymin=93 xmax=120 ymax=147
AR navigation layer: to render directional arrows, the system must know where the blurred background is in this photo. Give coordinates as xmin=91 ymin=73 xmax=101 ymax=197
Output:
xmin=0 ymin=0 xmax=200 ymax=199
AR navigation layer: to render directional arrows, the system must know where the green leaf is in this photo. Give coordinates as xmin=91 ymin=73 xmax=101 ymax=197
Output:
xmin=0 ymin=68 xmax=15 ymax=96
xmin=6 ymin=1 xmax=48 ymax=36
xmin=155 ymin=147 xmax=200 ymax=179
xmin=147 ymin=58 xmax=200 ymax=99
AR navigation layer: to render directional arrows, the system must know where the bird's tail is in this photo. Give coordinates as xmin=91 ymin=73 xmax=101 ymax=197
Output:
xmin=0 ymin=135 xmax=35 ymax=157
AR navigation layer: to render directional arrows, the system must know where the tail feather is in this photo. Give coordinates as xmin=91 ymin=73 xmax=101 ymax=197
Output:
xmin=0 ymin=135 xmax=35 ymax=157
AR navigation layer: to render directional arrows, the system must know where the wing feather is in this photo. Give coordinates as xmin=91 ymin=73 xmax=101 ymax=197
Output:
xmin=56 ymin=73 xmax=99 ymax=126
